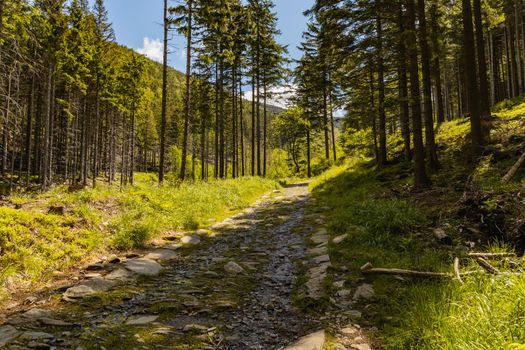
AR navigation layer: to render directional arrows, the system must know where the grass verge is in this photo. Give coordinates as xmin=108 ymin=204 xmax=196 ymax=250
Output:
xmin=0 ymin=174 xmax=278 ymax=302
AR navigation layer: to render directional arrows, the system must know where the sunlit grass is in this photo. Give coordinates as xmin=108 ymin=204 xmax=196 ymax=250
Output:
xmin=0 ymin=174 xmax=278 ymax=301
xmin=312 ymin=159 xmax=525 ymax=349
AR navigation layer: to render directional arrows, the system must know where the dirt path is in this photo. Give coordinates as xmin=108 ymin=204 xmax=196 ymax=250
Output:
xmin=0 ymin=183 xmax=371 ymax=350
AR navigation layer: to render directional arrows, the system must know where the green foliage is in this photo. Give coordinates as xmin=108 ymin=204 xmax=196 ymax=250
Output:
xmin=0 ymin=207 xmax=103 ymax=293
xmin=267 ymin=149 xmax=295 ymax=179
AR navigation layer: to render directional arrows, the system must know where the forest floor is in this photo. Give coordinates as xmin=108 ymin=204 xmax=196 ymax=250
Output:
xmin=0 ymin=183 xmax=372 ymax=350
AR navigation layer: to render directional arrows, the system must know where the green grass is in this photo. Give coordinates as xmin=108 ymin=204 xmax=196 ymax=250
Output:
xmin=311 ymin=97 xmax=525 ymax=348
xmin=311 ymin=160 xmax=525 ymax=350
xmin=0 ymin=173 xmax=278 ymax=302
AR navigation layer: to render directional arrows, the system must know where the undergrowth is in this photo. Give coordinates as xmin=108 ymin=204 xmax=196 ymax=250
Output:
xmin=311 ymin=98 xmax=525 ymax=349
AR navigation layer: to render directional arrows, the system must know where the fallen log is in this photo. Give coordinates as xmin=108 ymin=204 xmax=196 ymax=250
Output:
xmin=454 ymin=257 xmax=463 ymax=284
xmin=476 ymin=258 xmax=499 ymax=274
xmin=360 ymin=262 xmax=450 ymax=278
xmin=502 ymin=148 xmax=525 ymax=184
xmin=467 ymin=252 xmax=516 ymax=258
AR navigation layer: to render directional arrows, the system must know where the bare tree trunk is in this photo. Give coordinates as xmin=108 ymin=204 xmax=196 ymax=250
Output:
xmin=462 ymin=0 xmax=484 ymax=153
xmin=407 ymin=0 xmax=431 ymax=188
xmin=398 ymin=3 xmax=411 ymax=161
xmin=159 ymin=0 xmax=169 ymax=183
xmin=473 ymin=0 xmax=491 ymax=117
xmin=376 ymin=8 xmax=387 ymax=168
xmin=180 ymin=0 xmax=193 ymax=181
xmin=418 ymin=0 xmax=439 ymax=170
xmin=329 ymin=91 xmax=337 ymax=161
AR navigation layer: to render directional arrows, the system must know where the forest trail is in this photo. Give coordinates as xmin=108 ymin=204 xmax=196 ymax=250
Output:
xmin=0 ymin=184 xmax=370 ymax=350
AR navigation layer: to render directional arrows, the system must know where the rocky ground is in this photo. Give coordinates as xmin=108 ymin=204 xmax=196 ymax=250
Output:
xmin=0 ymin=183 xmax=373 ymax=350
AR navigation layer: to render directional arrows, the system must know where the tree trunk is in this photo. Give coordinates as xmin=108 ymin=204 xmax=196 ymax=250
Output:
xmin=159 ymin=0 xmax=169 ymax=183
xmin=418 ymin=0 xmax=439 ymax=170
xmin=398 ymin=3 xmax=411 ymax=161
xmin=376 ymin=8 xmax=387 ymax=168
xmin=329 ymin=91 xmax=337 ymax=161
xmin=407 ymin=0 xmax=431 ymax=188
xmin=462 ymin=0 xmax=484 ymax=153
xmin=429 ymin=1 xmax=445 ymax=124
xmin=180 ymin=0 xmax=193 ymax=181
xmin=473 ymin=0 xmax=491 ymax=117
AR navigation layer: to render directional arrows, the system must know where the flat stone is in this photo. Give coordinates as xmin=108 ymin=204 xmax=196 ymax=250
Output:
xmin=284 ymin=330 xmax=326 ymax=350
xmin=104 ymin=268 xmax=133 ymax=281
xmin=353 ymin=284 xmax=375 ymax=301
xmin=351 ymin=344 xmax=371 ymax=350
xmin=85 ymin=263 xmax=105 ymax=271
xmin=26 ymin=342 xmax=51 ymax=349
xmin=165 ymin=243 xmax=183 ymax=250
xmin=63 ymin=278 xmax=115 ymax=299
xmin=84 ymin=273 xmax=102 ymax=279
xmin=124 ymin=258 xmax=163 ymax=276
xmin=39 ymin=318 xmax=72 ymax=327
xmin=19 ymin=332 xmax=54 ymax=341
xmin=309 ymin=262 xmax=331 ymax=276
xmin=308 ymin=246 xmax=328 ymax=256
xmin=333 ymin=234 xmax=348 ymax=244
xmin=106 ymin=254 xmax=121 ymax=264
xmin=341 ymin=325 xmax=359 ymax=335
xmin=126 ymin=315 xmax=159 ymax=326
xmin=195 ymin=229 xmax=209 ymax=236
xmin=314 ymin=254 xmax=330 ymax=264
xmin=305 ymin=276 xmax=325 ymax=297
xmin=144 ymin=249 xmax=178 ymax=261
xmin=180 ymin=235 xmax=201 ymax=245
xmin=0 ymin=325 xmax=20 ymax=347
xmin=23 ymin=308 xmax=54 ymax=319
xmin=224 ymin=261 xmax=244 ymax=274
xmin=311 ymin=229 xmax=329 ymax=245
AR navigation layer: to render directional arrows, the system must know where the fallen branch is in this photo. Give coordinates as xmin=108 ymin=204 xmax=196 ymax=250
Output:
xmin=467 ymin=252 xmax=516 ymax=258
xmin=454 ymin=257 xmax=463 ymax=284
xmin=360 ymin=262 xmax=450 ymax=278
xmin=476 ymin=258 xmax=499 ymax=274
xmin=502 ymin=148 xmax=525 ymax=184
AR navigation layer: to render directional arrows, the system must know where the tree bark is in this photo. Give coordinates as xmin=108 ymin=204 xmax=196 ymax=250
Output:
xmin=418 ymin=0 xmax=439 ymax=170
xmin=398 ymin=3 xmax=411 ymax=161
xmin=407 ymin=0 xmax=431 ymax=188
xmin=473 ymin=0 xmax=491 ymax=117
xmin=159 ymin=0 xmax=169 ymax=183
xmin=462 ymin=0 xmax=484 ymax=153
xmin=376 ymin=8 xmax=387 ymax=168
xmin=180 ymin=0 xmax=193 ymax=181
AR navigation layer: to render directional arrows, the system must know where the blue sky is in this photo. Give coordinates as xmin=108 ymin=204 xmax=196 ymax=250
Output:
xmin=99 ymin=0 xmax=314 ymax=72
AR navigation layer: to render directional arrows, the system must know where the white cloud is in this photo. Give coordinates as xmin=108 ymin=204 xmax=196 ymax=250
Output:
xmin=243 ymin=85 xmax=345 ymax=118
xmin=137 ymin=37 xmax=163 ymax=63
xmin=244 ymin=85 xmax=296 ymax=109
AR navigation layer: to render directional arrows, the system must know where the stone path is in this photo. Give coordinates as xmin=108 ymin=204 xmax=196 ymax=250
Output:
xmin=0 ymin=183 xmax=373 ymax=350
